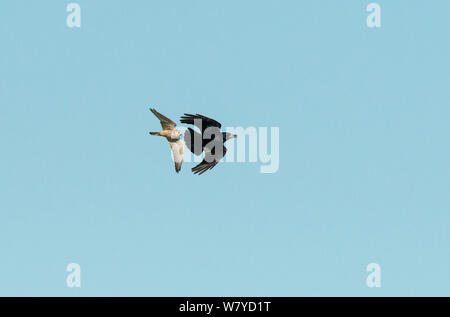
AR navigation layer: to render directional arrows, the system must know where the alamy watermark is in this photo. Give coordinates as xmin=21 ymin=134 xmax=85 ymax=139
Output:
xmin=66 ymin=3 xmax=81 ymax=28
xmin=175 ymin=125 xmax=280 ymax=174
xmin=66 ymin=263 xmax=81 ymax=288
xmin=366 ymin=263 xmax=381 ymax=288
xmin=366 ymin=3 xmax=381 ymax=28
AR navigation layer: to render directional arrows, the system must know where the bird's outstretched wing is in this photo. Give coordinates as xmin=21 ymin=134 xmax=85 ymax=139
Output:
xmin=169 ymin=139 xmax=184 ymax=173
xmin=184 ymin=127 xmax=204 ymax=155
xmin=180 ymin=113 xmax=221 ymax=133
xmin=191 ymin=144 xmax=222 ymax=175
xmin=192 ymin=159 xmax=218 ymax=175
xmin=150 ymin=108 xmax=176 ymax=130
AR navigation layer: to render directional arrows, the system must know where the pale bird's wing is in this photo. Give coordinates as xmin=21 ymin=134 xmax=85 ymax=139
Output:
xmin=150 ymin=108 xmax=176 ymax=130
xmin=169 ymin=139 xmax=184 ymax=173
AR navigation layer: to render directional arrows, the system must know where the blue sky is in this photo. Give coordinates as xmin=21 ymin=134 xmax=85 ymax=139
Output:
xmin=0 ymin=1 xmax=449 ymax=296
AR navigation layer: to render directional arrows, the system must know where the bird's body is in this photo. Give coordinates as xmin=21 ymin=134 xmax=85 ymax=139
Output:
xmin=150 ymin=129 xmax=182 ymax=141
xmin=181 ymin=113 xmax=236 ymax=175
xmin=149 ymin=108 xmax=184 ymax=173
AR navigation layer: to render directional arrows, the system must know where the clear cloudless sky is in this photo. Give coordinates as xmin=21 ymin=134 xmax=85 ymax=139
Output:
xmin=0 ymin=1 xmax=449 ymax=296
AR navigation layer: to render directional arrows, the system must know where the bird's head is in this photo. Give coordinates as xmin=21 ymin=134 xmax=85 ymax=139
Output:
xmin=223 ymin=132 xmax=238 ymax=141
xmin=174 ymin=129 xmax=183 ymax=138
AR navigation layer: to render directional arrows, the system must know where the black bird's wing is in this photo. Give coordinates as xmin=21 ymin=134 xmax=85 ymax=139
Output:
xmin=192 ymin=160 xmax=218 ymax=175
xmin=191 ymin=145 xmax=227 ymax=175
xmin=180 ymin=113 xmax=222 ymax=133
xmin=184 ymin=128 xmax=204 ymax=155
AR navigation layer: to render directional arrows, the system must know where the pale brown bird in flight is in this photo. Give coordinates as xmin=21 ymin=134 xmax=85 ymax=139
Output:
xmin=149 ymin=108 xmax=184 ymax=173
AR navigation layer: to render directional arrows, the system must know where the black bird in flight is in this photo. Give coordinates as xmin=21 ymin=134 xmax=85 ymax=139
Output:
xmin=181 ymin=114 xmax=237 ymax=175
